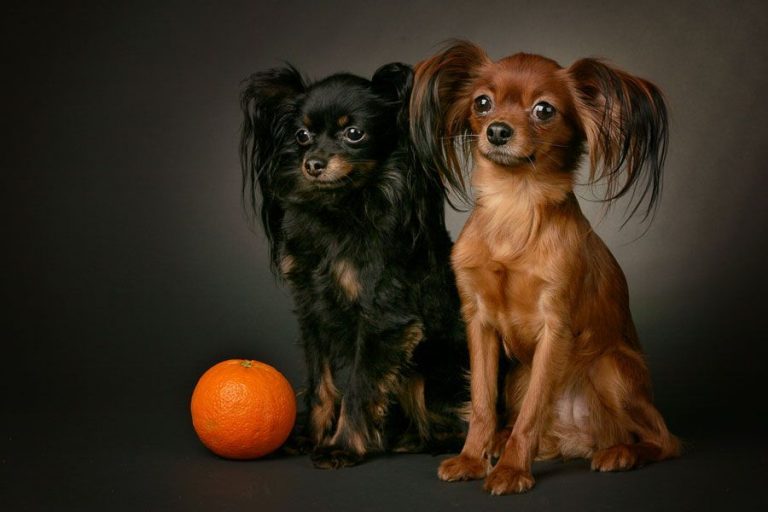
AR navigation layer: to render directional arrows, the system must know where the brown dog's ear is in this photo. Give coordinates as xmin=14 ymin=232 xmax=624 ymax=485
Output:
xmin=567 ymin=59 xmax=668 ymax=221
xmin=410 ymin=41 xmax=489 ymax=202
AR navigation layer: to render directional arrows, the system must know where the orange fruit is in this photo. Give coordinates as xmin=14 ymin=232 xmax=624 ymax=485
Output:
xmin=190 ymin=359 xmax=296 ymax=459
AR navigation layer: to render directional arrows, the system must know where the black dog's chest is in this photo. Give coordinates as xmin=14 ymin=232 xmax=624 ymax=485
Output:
xmin=316 ymin=255 xmax=364 ymax=303
xmin=283 ymin=236 xmax=368 ymax=305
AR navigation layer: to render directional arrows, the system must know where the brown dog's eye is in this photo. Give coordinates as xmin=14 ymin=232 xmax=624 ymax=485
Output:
xmin=474 ymin=95 xmax=493 ymax=115
xmin=533 ymin=101 xmax=556 ymax=121
xmin=296 ymin=128 xmax=313 ymax=146
xmin=343 ymin=126 xmax=365 ymax=143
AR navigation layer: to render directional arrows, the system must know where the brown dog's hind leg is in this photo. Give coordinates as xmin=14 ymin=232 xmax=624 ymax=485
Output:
xmin=589 ymin=347 xmax=680 ymax=472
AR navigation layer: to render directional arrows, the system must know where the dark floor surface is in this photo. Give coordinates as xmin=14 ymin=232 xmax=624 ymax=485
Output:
xmin=3 ymin=407 xmax=765 ymax=512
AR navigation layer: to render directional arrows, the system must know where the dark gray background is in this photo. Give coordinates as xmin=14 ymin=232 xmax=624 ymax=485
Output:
xmin=2 ymin=1 xmax=767 ymax=510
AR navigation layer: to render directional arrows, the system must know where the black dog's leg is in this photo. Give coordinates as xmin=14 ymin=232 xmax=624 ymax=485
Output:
xmin=282 ymin=317 xmax=340 ymax=455
xmin=281 ymin=341 xmax=320 ymax=455
xmin=306 ymin=353 xmax=339 ymax=448
xmin=311 ymin=320 xmax=424 ymax=469
xmin=303 ymin=314 xmax=342 ymax=445
xmin=280 ymin=412 xmax=313 ymax=455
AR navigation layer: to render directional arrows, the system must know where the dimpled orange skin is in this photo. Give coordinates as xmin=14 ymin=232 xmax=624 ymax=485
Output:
xmin=190 ymin=359 xmax=296 ymax=459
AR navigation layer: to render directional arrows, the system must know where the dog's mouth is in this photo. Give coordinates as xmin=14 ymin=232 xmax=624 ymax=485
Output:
xmin=481 ymin=147 xmax=536 ymax=167
xmin=307 ymin=177 xmax=350 ymax=189
xmin=300 ymin=156 xmax=376 ymax=188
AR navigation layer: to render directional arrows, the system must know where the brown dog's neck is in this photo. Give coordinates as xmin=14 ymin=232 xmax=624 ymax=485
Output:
xmin=470 ymin=158 xmax=580 ymax=246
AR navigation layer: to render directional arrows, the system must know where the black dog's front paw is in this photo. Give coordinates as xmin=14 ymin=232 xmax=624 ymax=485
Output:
xmin=280 ymin=433 xmax=314 ymax=455
xmin=310 ymin=445 xmax=364 ymax=469
xmin=391 ymin=432 xmax=426 ymax=454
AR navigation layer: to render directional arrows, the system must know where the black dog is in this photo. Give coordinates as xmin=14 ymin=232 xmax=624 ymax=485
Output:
xmin=240 ymin=63 xmax=468 ymax=468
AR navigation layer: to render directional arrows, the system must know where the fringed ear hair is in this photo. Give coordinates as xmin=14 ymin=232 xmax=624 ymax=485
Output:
xmin=567 ymin=59 xmax=668 ymax=222
xmin=410 ymin=40 xmax=490 ymax=203
xmin=371 ymin=62 xmax=413 ymax=133
xmin=240 ymin=65 xmax=305 ymax=273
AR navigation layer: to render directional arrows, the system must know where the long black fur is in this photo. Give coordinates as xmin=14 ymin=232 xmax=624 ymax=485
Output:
xmin=240 ymin=63 xmax=468 ymax=468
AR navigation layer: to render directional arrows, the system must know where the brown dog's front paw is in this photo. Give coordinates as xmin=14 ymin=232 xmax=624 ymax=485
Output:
xmin=310 ymin=445 xmax=364 ymax=469
xmin=437 ymin=454 xmax=487 ymax=481
xmin=483 ymin=466 xmax=535 ymax=495
xmin=591 ymin=444 xmax=639 ymax=472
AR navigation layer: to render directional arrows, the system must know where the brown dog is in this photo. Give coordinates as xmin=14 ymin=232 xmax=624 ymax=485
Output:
xmin=410 ymin=41 xmax=680 ymax=495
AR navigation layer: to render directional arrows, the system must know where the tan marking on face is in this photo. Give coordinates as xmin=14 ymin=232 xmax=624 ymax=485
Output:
xmin=332 ymin=259 xmax=361 ymax=300
xmin=311 ymin=362 xmax=339 ymax=445
xmin=302 ymin=115 xmax=311 ymax=127
xmin=326 ymin=155 xmax=354 ymax=176
xmin=301 ymin=155 xmax=376 ymax=183
xmin=337 ymin=115 xmax=350 ymax=127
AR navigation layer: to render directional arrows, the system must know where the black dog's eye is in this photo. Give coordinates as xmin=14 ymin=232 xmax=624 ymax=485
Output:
xmin=533 ymin=101 xmax=556 ymax=121
xmin=296 ymin=128 xmax=313 ymax=146
xmin=343 ymin=126 xmax=365 ymax=143
xmin=474 ymin=95 xmax=493 ymax=115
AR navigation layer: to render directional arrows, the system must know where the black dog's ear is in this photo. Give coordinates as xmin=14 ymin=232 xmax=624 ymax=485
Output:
xmin=372 ymin=62 xmax=413 ymax=103
xmin=371 ymin=62 xmax=413 ymax=129
xmin=240 ymin=66 xmax=305 ymax=199
xmin=240 ymin=65 xmax=305 ymax=273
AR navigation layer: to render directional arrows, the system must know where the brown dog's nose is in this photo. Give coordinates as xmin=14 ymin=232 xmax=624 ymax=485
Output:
xmin=487 ymin=122 xmax=513 ymax=146
xmin=304 ymin=158 xmax=327 ymax=177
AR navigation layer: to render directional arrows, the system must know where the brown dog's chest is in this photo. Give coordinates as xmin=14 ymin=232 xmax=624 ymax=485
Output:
xmin=460 ymin=256 xmax=548 ymax=365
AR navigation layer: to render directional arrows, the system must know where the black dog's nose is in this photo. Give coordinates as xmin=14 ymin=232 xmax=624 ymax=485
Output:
xmin=304 ymin=158 xmax=327 ymax=177
xmin=486 ymin=122 xmax=513 ymax=146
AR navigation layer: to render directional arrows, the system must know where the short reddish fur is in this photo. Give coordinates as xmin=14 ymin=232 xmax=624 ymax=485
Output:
xmin=412 ymin=42 xmax=679 ymax=495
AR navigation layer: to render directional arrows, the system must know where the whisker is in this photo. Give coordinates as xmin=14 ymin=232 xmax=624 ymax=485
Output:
xmin=537 ymin=151 xmax=565 ymax=167
xmin=528 ymin=138 xmax=571 ymax=148
xmin=441 ymin=136 xmax=479 ymax=142
xmin=526 ymin=154 xmax=538 ymax=175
